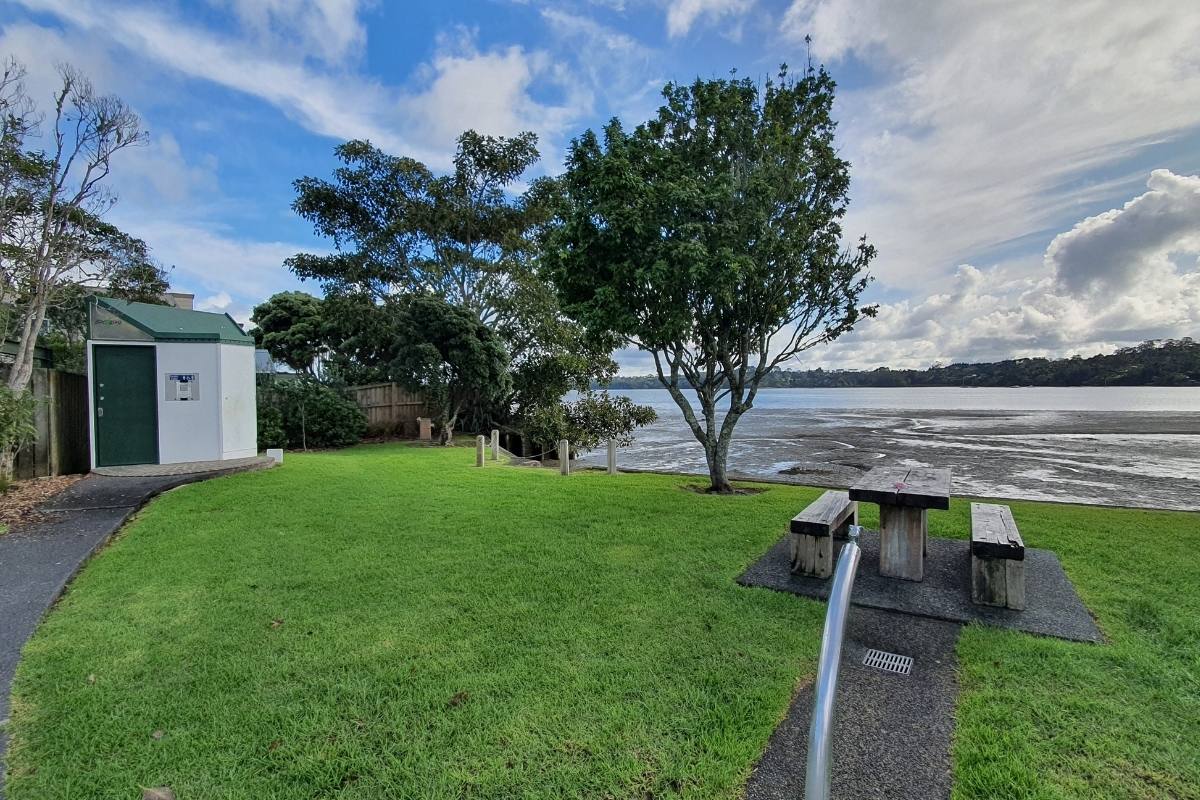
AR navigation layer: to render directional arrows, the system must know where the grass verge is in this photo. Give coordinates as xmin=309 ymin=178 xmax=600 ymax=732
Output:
xmin=5 ymin=443 xmax=1199 ymax=798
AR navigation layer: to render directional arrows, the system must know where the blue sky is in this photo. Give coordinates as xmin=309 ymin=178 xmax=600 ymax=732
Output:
xmin=2 ymin=0 xmax=1198 ymax=373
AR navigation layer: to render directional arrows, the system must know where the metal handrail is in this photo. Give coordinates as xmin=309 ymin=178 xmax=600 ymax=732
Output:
xmin=805 ymin=524 xmax=863 ymax=800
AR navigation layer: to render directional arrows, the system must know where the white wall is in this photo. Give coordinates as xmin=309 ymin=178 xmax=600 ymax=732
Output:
xmin=156 ymin=342 xmax=222 ymax=464
xmin=88 ymin=339 xmax=258 ymax=467
xmin=219 ymin=344 xmax=257 ymax=459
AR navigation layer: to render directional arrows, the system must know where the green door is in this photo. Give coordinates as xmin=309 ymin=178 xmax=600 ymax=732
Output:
xmin=93 ymin=345 xmax=158 ymax=466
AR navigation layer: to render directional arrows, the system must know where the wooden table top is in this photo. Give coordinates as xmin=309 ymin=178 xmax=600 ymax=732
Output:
xmin=849 ymin=466 xmax=952 ymax=510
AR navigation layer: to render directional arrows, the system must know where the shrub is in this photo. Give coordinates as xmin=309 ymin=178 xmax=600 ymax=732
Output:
xmin=257 ymin=378 xmax=366 ymax=450
xmin=0 ymin=386 xmax=38 ymax=485
xmin=521 ymin=391 xmax=656 ymax=458
xmin=256 ymin=404 xmax=286 ymax=450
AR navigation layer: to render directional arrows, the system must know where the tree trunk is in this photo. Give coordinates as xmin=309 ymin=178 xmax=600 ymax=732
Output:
xmin=7 ymin=298 xmax=47 ymax=394
xmin=439 ymin=412 xmax=456 ymax=445
xmin=0 ymin=449 xmax=15 ymax=485
xmin=706 ymin=435 xmax=735 ymax=494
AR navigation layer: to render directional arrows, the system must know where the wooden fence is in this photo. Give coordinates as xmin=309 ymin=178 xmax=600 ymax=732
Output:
xmin=0 ymin=366 xmax=90 ymax=478
xmin=347 ymin=382 xmax=428 ymax=437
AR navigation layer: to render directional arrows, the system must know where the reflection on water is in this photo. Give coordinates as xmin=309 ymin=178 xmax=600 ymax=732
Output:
xmin=575 ymin=388 xmax=1200 ymax=511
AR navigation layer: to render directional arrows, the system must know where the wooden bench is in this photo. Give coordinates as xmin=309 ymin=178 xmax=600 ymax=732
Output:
xmin=970 ymin=502 xmax=1025 ymax=610
xmin=790 ymin=490 xmax=858 ymax=578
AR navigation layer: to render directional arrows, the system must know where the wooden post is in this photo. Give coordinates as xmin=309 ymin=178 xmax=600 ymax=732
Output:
xmin=558 ymin=439 xmax=570 ymax=475
xmin=878 ymin=505 xmax=926 ymax=581
xmin=491 ymin=429 xmax=500 ymax=460
xmin=606 ymin=439 xmax=617 ymax=475
xmin=476 ymin=435 xmax=486 ymax=467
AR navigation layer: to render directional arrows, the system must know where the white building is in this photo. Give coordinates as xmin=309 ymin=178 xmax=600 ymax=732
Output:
xmin=86 ymin=296 xmax=257 ymax=468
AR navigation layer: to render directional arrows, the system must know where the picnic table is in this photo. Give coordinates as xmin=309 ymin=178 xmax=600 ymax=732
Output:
xmin=849 ymin=466 xmax=951 ymax=581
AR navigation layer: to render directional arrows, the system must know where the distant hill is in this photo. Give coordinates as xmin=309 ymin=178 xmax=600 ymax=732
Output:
xmin=605 ymin=338 xmax=1200 ymax=389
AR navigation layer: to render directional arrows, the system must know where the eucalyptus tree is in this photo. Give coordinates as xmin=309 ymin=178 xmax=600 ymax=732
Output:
xmin=0 ymin=58 xmax=146 ymax=479
xmin=0 ymin=61 xmax=145 ymax=395
xmin=544 ymin=66 xmax=876 ymax=493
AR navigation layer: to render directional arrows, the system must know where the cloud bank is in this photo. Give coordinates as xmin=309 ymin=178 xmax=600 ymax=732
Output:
xmin=810 ymin=171 xmax=1200 ymax=370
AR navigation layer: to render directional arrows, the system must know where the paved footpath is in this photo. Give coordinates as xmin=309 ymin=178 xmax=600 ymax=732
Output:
xmin=0 ymin=464 xmax=271 ymax=796
xmin=745 ymin=607 xmax=961 ymax=800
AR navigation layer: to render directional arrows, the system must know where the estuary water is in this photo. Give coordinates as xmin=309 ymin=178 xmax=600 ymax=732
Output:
xmin=576 ymin=387 xmax=1200 ymax=511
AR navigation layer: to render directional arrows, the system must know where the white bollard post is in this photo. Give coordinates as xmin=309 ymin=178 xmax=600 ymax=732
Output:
xmin=476 ymin=435 xmax=486 ymax=467
xmin=558 ymin=439 xmax=570 ymax=475
xmin=607 ymin=439 xmax=617 ymax=475
xmin=491 ymin=429 xmax=500 ymax=461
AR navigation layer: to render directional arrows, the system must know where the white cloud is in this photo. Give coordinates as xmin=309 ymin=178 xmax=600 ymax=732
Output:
xmin=210 ymin=0 xmax=369 ymax=64
xmin=16 ymin=0 xmax=411 ymax=152
xmin=0 ymin=21 xmax=126 ymax=104
xmin=665 ymin=0 xmax=753 ymax=38
xmin=14 ymin=0 xmax=590 ymax=171
xmin=1047 ymin=169 xmax=1200 ymax=295
xmin=110 ymin=217 xmax=312 ymax=301
xmin=803 ymin=171 xmax=1200 ymax=369
xmin=779 ymin=0 xmax=1200 ymax=292
xmin=401 ymin=30 xmax=590 ymax=169
xmin=112 ymin=132 xmax=219 ymax=207
xmin=539 ymin=8 xmax=663 ymax=135
xmin=197 ymin=291 xmax=234 ymax=312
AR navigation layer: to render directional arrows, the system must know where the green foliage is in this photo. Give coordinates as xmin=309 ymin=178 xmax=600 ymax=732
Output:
xmin=752 ymin=337 xmax=1200 ymax=388
xmin=9 ymin=445 xmax=1200 ymax=798
xmin=386 ymin=296 xmax=510 ymax=443
xmin=544 ymin=65 xmax=875 ymax=491
xmin=255 ymin=402 xmax=286 ymax=450
xmin=285 ymin=130 xmax=619 ymax=436
xmin=521 ymin=391 xmax=657 ymax=455
xmin=288 ymin=131 xmax=545 ymax=327
xmin=257 ymin=378 xmax=366 ymax=450
xmin=38 ymin=258 xmax=171 ymax=375
xmin=250 ymin=291 xmax=326 ymax=373
xmin=317 ymin=292 xmax=397 ymax=386
xmin=0 ymin=385 xmax=37 ymax=481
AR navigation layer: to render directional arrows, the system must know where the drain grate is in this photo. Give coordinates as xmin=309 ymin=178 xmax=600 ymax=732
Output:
xmin=862 ymin=648 xmax=913 ymax=675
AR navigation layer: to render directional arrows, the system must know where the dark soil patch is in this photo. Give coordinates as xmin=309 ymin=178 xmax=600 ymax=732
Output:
xmin=680 ymin=483 xmax=767 ymax=496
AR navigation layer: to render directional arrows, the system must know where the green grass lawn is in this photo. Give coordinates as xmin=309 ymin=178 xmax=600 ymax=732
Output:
xmin=6 ymin=443 xmax=1199 ymax=799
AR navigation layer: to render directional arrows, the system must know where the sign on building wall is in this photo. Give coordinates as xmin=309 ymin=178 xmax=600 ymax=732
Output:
xmin=165 ymin=373 xmax=199 ymax=401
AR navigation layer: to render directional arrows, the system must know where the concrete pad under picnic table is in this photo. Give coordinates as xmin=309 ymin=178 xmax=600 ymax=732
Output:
xmin=738 ymin=529 xmax=1103 ymax=643
xmin=744 ymin=607 xmax=960 ymax=800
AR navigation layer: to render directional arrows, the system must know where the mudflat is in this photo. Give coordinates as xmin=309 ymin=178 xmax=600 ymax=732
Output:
xmin=585 ymin=406 xmax=1200 ymax=511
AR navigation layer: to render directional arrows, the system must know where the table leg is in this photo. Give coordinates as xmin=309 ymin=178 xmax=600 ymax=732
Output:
xmin=879 ymin=505 xmax=927 ymax=581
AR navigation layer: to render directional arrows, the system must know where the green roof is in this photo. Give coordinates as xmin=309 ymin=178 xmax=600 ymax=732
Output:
xmin=90 ymin=297 xmax=254 ymax=345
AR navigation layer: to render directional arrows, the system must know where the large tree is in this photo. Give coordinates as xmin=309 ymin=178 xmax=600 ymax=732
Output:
xmin=250 ymin=291 xmax=327 ymax=374
xmin=544 ymin=66 xmax=876 ymax=493
xmin=1 ymin=60 xmax=145 ymax=393
xmin=288 ymin=130 xmax=543 ymax=327
xmin=386 ymin=295 xmax=510 ymax=445
xmin=0 ymin=58 xmax=147 ymax=478
xmin=286 ymin=131 xmax=642 ymax=443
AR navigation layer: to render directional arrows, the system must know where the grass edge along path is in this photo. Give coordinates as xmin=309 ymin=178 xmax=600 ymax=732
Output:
xmin=6 ymin=443 xmax=1200 ymax=799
